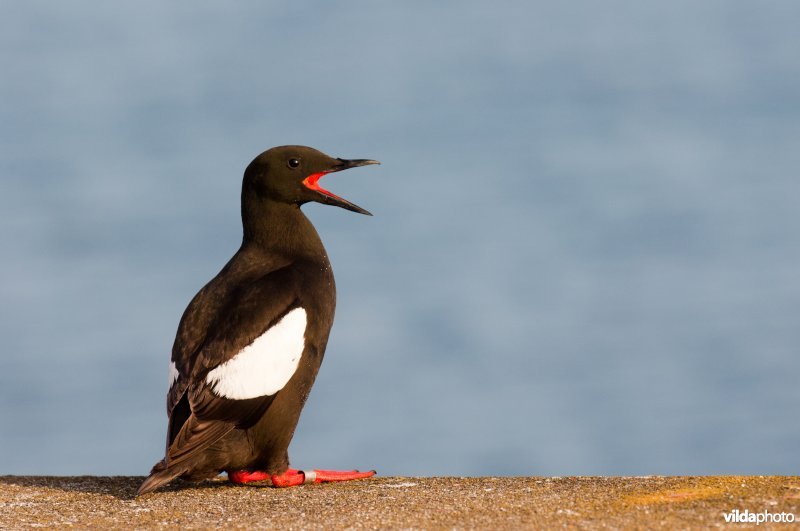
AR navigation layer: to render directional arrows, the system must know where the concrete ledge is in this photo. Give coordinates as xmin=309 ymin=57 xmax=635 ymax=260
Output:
xmin=2 ymin=476 xmax=799 ymax=528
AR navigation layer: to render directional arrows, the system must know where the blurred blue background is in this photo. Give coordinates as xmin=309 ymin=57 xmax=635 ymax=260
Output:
xmin=2 ymin=1 xmax=799 ymax=476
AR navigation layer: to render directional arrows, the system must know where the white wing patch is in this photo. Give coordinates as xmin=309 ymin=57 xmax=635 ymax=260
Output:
xmin=168 ymin=360 xmax=179 ymax=387
xmin=205 ymin=307 xmax=307 ymax=400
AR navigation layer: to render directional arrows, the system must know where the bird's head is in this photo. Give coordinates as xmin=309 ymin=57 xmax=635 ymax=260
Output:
xmin=243 ymin=145 xmax=379 ymax=216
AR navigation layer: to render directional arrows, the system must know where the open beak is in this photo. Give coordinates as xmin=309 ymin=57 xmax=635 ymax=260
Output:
xmin=303 ymin=158 xmax=380 ymax=216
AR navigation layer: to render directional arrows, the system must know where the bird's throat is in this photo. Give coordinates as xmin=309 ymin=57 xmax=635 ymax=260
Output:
xmin=241 ymin=197 xmax=325 ymax=258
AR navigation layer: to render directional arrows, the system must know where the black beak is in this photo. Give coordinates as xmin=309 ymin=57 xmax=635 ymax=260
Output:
xmin=305 ymin=158 xmax=380 ymax=216
xmin=331 ymin=158 xmax=381 ymax=172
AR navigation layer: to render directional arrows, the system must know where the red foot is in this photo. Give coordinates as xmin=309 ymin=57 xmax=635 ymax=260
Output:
xmin=228 ymin=468 xmax=375 ymax=487
xmin=228 ymin=469 xmax=271 ymax=484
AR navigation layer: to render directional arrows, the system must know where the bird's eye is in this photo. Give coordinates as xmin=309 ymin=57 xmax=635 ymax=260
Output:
xmin=287 ymin=158 xmax=300 ymax=169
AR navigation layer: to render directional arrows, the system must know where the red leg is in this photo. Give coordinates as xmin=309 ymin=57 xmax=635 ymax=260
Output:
xmin=228 ymin=469 xmax=272 ymax=484
xmin=228 ymin=468 xmax=375 ymax=487
xmin=272 ymin=468 xmax=376 ymax=487
xmin=269 ymin=468 xmax=307 ymax=487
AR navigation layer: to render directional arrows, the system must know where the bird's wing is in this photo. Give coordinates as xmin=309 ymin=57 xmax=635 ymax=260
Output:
xmin=166 ymin=276 xmax=220 ymax=419
xmin=164 ymin=266 xmax=306 ymax=468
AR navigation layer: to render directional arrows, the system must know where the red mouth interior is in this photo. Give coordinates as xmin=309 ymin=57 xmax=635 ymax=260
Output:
xmin=303 ymin=171 xmax=346 ymax=201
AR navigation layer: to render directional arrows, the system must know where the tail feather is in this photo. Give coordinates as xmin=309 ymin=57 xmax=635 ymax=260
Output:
xmin=137 ymin=459 xmax=186 ymax=496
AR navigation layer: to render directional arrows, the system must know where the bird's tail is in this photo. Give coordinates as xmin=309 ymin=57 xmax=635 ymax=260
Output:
xmin=136 ymin=459 xmax=187 ymax=496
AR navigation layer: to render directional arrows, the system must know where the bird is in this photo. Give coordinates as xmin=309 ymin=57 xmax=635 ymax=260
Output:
xmin=137 ymin=145 xmax=379 ymax=495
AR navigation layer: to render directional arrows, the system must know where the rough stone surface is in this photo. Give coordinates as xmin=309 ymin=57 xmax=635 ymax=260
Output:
xmin=1 ymin=476 xmax=799 ymax=529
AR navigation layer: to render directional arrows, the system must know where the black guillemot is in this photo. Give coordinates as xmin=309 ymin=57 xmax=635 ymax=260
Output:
xmin=137 ymin=146 xmax=379 ymax=495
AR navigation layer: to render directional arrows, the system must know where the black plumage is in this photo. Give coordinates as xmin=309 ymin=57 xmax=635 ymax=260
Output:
xmin=138 ymin=146 xmax=378 ymax=495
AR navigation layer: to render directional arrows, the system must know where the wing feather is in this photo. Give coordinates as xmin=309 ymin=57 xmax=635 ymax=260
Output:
xmin=163 ymin=265 xmax=304 ymax=466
